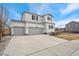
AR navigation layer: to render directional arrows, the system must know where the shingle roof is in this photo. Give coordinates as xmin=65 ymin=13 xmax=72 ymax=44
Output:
xmin=23 ymin=11 xmax=54 ymax=17
xmin=66 ymin=21 xmax=79 ymax=26
xmin=11 ymin=19 xmax=25 ymax=23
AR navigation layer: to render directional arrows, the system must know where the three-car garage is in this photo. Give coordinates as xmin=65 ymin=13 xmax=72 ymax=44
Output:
xmin=12 ymin=27 xmax=43 ymax=35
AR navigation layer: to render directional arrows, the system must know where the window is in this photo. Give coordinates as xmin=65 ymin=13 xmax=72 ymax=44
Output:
xmin=51 ymin=26 xmax=53 ymax=29
xmin=49 ymin=25 xmax=51 ymax=29
xmin=48 ymin=17 xmax=50 ymax=20
xmin=47 ymin=17 xmax=52 ymax=21
xmin=32 ymin=15 xmax=35 ymax=20
xmin=49 ymin=25 xmax=53 ymax=29
xmin=32 ymin=15 xmax=38 ymax=21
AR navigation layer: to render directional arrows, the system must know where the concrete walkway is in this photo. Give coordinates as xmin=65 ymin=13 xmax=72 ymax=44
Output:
xmin=0 ymin=36 xmax=12 ymax=56
xmin=2 ymin=35 xmax=79 ymax=56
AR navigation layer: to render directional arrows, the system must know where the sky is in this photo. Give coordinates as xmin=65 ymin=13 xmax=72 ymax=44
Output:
xmin=0 ymin=3 xmax=79 ymax=28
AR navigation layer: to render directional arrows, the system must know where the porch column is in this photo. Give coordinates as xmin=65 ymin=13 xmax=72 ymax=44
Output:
xmin=25 ymin=23 xmax=29 ymax=35
xmin=11 ymin=27 xmax=14 ymax=35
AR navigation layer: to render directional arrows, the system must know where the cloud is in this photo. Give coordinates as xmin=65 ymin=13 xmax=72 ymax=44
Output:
xmin=57 ymin=3 xmax=79 ymax=28
xmin=55 ymin=17 xmax=79 ymax=28
xmin=28 ymin=4 xmax=52 ymax=15
xmin=60 ymin=3 xmax=79 ymax=15
xmin=36 ymin=4 xmax=52 ymax=15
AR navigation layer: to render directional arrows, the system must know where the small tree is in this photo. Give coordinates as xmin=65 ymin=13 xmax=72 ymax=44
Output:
xmin=0 ymin=6 xmax=7 ymax=41
xmin=0 ymin=20 xmax=1 ymax=40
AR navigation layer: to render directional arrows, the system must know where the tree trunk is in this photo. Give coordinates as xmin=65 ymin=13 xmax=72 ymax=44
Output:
xmin=0 ymin=32 xmax=2 ymax=41
xmin=0 ymin=20 xmax=3 ymax=41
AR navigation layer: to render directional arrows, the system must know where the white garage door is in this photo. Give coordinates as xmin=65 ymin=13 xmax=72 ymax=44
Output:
xmin=29 ymin=27 xmax=43 ymax=35
xmin=13 ymin=27 xmax=25 ymax=35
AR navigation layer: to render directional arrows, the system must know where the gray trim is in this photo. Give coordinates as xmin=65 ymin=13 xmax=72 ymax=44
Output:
xmin=12 ymin=20 xmax=43 ymax=24
xmin=25 ymin=21 xmax=55 ymax=24
xmin=22 ymin=11 xmax=53 ymax=17
xmin=11 ymin=20 xmax=25 ymax=23
xmin=43 ymin=22 xmax=55 ymax=24
xmin=66 ymin=21 xmax=79 ymax=26
xmin=11 ymin=20 xmax=55 ymax=25
xmin=25 ymin=21 xmax=43 ymax=24
xmin=22 ymin=11 xmax=43 ymax=17
xmin=43 ymin=14 xmax=54 ymax=17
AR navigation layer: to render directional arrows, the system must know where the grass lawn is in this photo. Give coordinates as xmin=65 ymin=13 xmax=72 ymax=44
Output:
xmin=55 ymin=32 xmax=79 ymax=41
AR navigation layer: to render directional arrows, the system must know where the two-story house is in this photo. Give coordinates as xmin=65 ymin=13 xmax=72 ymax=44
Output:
xmin=11 ymin=12 xmax=55 ymax=35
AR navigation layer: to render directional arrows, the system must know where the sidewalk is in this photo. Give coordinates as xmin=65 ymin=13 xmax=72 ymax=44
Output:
xmin=0 ymin=36 xmax=12 ymax=56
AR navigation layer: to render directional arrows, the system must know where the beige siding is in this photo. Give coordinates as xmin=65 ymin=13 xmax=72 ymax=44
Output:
xmin=11 ymin=22 xmax=25 ymax=27
xmin=22 ymin=13 xmax=43 ymax=23
xmin=26 ymin=23 xmax=44 ymax=28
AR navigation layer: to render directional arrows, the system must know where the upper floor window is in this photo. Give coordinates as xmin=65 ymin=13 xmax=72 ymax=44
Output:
xmin=32 ymin=15 xmax=35 ymax=20
xmin=32 ymin=15 xmax=38 ymax=21
xmin=47 ymin=17 xmax=52 ymax=21
xmin=48 ymin=17 xmax=50 ymax=20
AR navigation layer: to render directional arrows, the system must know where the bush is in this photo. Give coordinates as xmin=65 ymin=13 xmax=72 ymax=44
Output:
xmin=49 ymin=32 xmax=56 ymax=36
xmin=50 ymin=30 xmax=62 ymax=36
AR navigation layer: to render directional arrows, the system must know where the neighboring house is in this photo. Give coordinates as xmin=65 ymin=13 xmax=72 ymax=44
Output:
xmin=66 ymin=21 xmax=79 ymax=33
xmin=11 ymin=12 xmax=55 ymax=35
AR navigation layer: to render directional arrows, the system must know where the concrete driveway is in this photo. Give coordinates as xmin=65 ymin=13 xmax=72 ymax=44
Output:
xmin=2 ymin=35 xmax=79 ymax=56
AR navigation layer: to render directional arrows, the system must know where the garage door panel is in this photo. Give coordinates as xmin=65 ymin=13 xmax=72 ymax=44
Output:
xmin=29 ymin=27 xmax=43 ymax=35
xmin=13 ymin=27 xmax=25 ymax=35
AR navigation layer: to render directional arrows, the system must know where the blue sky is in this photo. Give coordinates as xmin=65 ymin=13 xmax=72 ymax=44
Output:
xmin=0 ymin=3 xmax=79 ymax=27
